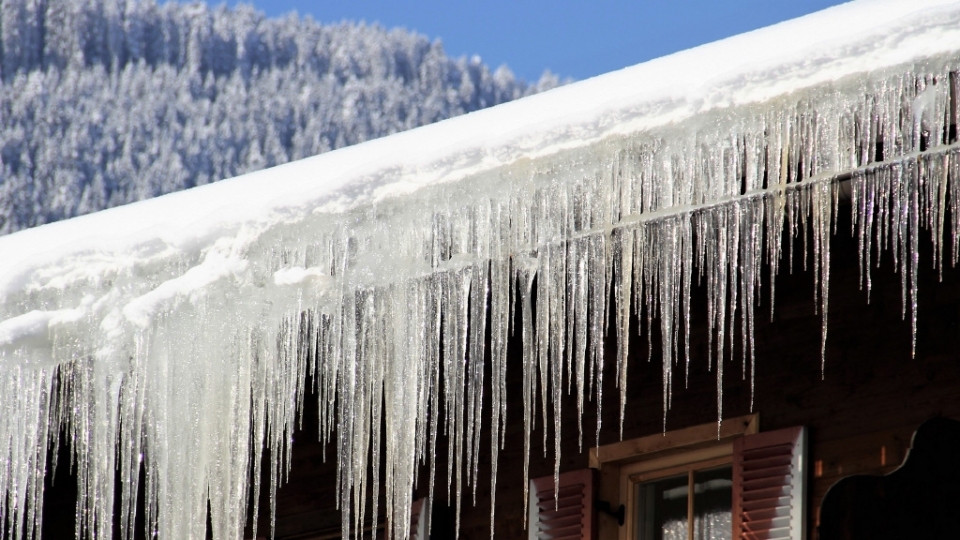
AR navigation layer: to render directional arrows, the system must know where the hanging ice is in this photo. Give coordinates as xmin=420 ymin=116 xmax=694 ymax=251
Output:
xmin=1 ymin=1 xmax=960 ymax=539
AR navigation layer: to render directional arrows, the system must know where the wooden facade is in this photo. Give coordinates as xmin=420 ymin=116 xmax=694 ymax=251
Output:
xmin=239 ymin=206 xmax=960 ymax=539
xmin=33 ymin=198 xmax=960 ymax=540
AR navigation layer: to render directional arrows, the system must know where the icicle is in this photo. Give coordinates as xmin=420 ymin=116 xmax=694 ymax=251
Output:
xmin=811 ymin=180 xmax=835 ymax=374
xmin=620 ymin=221 xmax=646 ymax=439
xmin=612 ymin=226 xmax=633 ymax=446
xmin=535 ymin=243 xmax=550 ymax=461
xmin=516 ymin=257 xmax=537 ymax=530
xmin=567 ymin=237 xmax=586 ymax=445
xmin=466 ymin=262 xmax=488 ymax=503
xmin=950 ymin=150 xmax=960 ymax=265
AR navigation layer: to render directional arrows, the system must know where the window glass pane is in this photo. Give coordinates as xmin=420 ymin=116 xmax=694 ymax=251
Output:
xmin=636 ymin=474 xmax=688 ymax=540
xmin=693 ymin=466 xmax=732 ymax=540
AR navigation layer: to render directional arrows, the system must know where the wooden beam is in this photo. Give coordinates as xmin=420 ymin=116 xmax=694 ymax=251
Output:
xmin=589 ymin=413 xmax=759 ymax=469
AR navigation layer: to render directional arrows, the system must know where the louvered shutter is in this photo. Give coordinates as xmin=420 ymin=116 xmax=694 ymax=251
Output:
xmin=408 ymin=497 xmax=429 ymax=540
xmin=528 ymin=469 xmax=596 ymax=540
xmin=732 ymin=426 xmax=807 ymax=540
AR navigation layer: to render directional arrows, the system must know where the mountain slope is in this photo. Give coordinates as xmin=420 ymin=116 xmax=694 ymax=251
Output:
xmin=0 ymin=0 xmax=557 ymax=234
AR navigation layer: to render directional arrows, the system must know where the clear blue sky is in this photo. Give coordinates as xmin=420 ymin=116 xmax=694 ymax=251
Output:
xmin=226 ymin=0 xmax=849 ymax=83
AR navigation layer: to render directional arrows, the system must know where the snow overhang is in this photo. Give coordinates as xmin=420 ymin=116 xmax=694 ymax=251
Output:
xmin=1 ymin=0 xmax=958 ymax=289
xmin=1 ymin=1 xmax=960 ymax=539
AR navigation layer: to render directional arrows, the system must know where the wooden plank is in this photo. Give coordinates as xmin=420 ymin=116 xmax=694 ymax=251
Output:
xmin=589 ymin=413 xmax=758 ymax=468
xmin=626 ymin=448 xmax=733 ymax=483
xmin=596 ymin=462 xmax=622 ymax=540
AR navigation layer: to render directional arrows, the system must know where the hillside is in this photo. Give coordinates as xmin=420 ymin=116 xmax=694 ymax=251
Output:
xmin=0 ymin=0 xmax=557 ymax=234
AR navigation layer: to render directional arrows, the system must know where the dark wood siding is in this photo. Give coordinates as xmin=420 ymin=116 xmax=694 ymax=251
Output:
xmin=201 ymin=205 xmax=960 ymax=540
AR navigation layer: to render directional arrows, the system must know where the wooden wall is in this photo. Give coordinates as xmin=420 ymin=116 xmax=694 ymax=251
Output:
xmin=35 ymin=209 xmax=959 ymax=539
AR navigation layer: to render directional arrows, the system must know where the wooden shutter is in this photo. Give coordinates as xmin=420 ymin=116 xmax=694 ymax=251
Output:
xmin=732 ymin=426 xmax=807 ymax=540
xmin=528 ymin=469 xmax=596 ymax=540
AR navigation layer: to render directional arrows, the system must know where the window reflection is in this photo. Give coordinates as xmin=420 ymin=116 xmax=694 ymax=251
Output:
xmin=635 ymin=466 xmax=732 ymax=540
xmin=637 ymin=474 xmax=688 ymax=540
xmin=693 ymin=468 xmax=732 ymax=540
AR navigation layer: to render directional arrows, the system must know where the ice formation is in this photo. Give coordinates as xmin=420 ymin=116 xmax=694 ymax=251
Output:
xmin=1 ymin=1 xmax=959 ymax=539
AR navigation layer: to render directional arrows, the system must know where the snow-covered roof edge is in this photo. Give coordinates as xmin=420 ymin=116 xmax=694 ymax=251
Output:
xmin=1 ymin=0 xmax=957 ymax=291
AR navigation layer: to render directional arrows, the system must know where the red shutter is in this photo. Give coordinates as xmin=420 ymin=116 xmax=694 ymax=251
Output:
xmin=732 ymin=427 xmax=807 ymax=540
xmin=528 ymin=469 xmax=596 ymax=540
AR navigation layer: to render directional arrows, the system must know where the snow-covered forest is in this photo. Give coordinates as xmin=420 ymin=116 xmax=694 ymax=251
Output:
xmin=0 ymin=0 xmax=558 ymax=234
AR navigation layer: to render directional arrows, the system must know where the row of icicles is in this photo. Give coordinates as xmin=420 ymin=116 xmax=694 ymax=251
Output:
xmin=0 ymin=63 xmax=958 ymax=540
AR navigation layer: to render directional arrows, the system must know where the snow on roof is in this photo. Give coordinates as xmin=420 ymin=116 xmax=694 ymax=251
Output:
xmin=1 ymin=0 xmax=957 ymax=298
xmin=2 ymin=1 xmax=960 ymax=539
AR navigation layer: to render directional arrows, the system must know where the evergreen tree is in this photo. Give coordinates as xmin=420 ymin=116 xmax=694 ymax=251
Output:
xmin=0 ymin=0 xmax=563 ymax=234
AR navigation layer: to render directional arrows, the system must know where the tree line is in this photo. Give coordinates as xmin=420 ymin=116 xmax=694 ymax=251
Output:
xmin=0 ymin=0 xmax=559 ymax=233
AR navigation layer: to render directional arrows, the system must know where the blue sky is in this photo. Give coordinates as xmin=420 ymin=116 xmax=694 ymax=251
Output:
xmin=228 ymin=0 xmax=850 ymax=83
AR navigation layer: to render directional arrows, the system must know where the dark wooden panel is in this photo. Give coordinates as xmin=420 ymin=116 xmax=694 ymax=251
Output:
xmin=258 ymin=212 xmax=960 ymax=540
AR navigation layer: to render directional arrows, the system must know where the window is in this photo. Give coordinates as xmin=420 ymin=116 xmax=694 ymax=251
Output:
xmin=590 ymin=415 xmax=807 ymax=540
xmin=634 ymin=463 xmax=733 ymax=540
xmin=591 ymin=414 xmax=756 ymax=540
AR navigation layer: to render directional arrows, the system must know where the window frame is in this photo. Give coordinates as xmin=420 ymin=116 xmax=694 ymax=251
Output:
xmin=589 ymin=413 xmax=759 ymax=540
xmin=629 ymin=456 xmax=734 ymax=540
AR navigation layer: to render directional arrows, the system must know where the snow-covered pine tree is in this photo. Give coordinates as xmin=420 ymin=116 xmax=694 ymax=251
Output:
xmin=0 ymin=0 xmax=561 ymax=234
